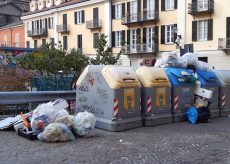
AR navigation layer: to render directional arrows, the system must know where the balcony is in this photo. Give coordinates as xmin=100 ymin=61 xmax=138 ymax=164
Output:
xmin=56 ymin=24 xmax=70 ymax=33
xmin=218 ymin=38 xmax=230 ymax=50
xmin=122 ymin=43 xmax=158 ymax=55
xmin=121 ymin=10 xmax=159 ymax=25
xmin=86 ymin=20 xmax=102 ymax=29
xmin=188 ymin=0 xmax=214 ymax=15
xmin=27 ymin=29 xmax=47 ymax=37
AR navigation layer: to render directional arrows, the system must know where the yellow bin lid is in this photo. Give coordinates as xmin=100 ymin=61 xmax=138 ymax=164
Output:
xmin=136 ymin=66 xmax=171 ymax=87
xmin=102 ymin=66 xmax=141 ymax=89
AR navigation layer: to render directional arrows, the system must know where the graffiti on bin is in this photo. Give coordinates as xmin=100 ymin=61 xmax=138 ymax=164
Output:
xmin=96 ymin=87 xmax=108 ymax=103
xmin=86 ymin=74 xmax=95 ymax=86
xmin=78 ymin=96 xmax=88 ymax=103
xmin=79 ymin=83 xmax=89 ymax=94
xmin=77 ymin=104 xmax=104 ymax=118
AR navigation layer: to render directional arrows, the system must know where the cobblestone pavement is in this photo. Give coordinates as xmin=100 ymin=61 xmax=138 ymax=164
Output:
xmin=0 ymin=117 xmax=230 ymax=164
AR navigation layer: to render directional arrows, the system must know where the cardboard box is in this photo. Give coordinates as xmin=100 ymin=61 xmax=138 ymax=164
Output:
xmin=195 ymin=87 xmax=213 ymax=99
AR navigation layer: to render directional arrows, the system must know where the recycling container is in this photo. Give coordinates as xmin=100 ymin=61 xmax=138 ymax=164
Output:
xmin=215 ymin=70 xmax=230 ymax=117
xmin=196 ymin=69 xmax=220 ymax=118
xmin=75 ymin=65 xmax=142 ymax=132
xmin=136 ymin=66 xmax=172 ymax=126
xmin=165 ymin=68 xmax=196 ymax=122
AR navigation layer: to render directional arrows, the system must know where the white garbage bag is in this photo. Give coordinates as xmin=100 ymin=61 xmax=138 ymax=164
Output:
xmin=54 ymin=109 xmax=69 ymax=122
xmin=195 ymin=60 xmax=211 ymax=71
xmin=181 ymin=52 xmax=198 ymax=66
xmin=73 ymin=111 xmax=96 ymax=137
xmin=37 ymin=123 xmax=75 ymax=142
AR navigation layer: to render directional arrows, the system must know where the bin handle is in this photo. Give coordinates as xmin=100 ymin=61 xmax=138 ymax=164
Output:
xmin=155 ymin=77 xmax=167 ymax=81
xmin=123 ymin=78 xmax=135 ymax=82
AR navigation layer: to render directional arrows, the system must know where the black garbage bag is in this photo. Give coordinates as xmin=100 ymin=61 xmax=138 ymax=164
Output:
xmin=197 ymin=106 xmax=211 ymax=123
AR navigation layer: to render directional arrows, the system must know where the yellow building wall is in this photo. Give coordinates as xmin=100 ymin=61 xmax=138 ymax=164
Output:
xmin=57 ymin=2 xmax=105 ymax=55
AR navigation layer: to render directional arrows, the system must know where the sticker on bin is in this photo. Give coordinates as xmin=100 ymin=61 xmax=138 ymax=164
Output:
xmin=156 ymin=87 xmax=166 ymax=107
xmin=147 ymin=96 xmax=152 ymax=113
xmin=124 ymin=88 xmax=135 ymax=110
xmin=221 ymin=94 xmax=226 ymax=107
xmin=195 ymin=87 xmax=213 ymax=99
xmin=182 ymin=88 xmax=191 ymax=106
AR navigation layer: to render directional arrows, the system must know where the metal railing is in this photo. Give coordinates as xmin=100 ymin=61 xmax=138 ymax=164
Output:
xmin=27 ymin=29 xmax=48 ymax=37
xmin=218 ymin=38 xmax=230 ymax=50
xmin=122 ymin=43 xmax=158 ymax=54
xmin=86 ymin=19 xmax=102 ymax=29
xmin=56 ymin=24 xmax=70 ymax=33
xmin=188 ymin=0 xmax=214 ymax=15
xmin=0 ymin=42 xmax=25 ymax=48
xmin=122 ymin=10 xmax=159 ymax=25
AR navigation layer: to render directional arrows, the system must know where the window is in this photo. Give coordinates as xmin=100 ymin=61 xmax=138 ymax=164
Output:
xmin=42 ymin=39 xmax=46 ymax=46
xmin=50 ymin=17 xmax=54 ymax=29
xmin=75 ymin=10 xmax=84 ymax=24
xmin=93 ymin=33 xmax=99 ymax=48
xmin=26 ymin=41 xmax=30 ymax=48
xmin=115 ymin=31 xmax=122 ymax=47
xmin=63 ymin=36 xmax=68 ymax=50
xmin=14 ymin=33 xmax=19 ymax=47
xmin=165 ymin=0 xmax=174 ymax=10
xmin=197 ymin=20 xmax=208 ymax=41
xmin=34 ymin=40 xmax=38 ymax=49
xmin=41 ymin=19 xmax=45 ymax=29
xmin=130 ymin=0 xmax=137 ymax=22
xmin=115 ymin=4 xmax=122 ymax=19
xmin=198 ymin=57 xmax=208 ymax=63
xmin=26 ymin=22 xmax=29 ymax=32
xmin=165 ymin=24 xmax=174 ymax=44
xmin=197 ymin=0 xmax=208 ymax=12
xmin=3 ymin=34 xmax=7 ymax=46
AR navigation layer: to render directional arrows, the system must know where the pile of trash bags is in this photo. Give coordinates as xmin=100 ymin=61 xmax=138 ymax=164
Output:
xmin=2 ymin=98 xmax=96 ymax=143
xmin=154 ymin=51 xmax=210 ymax=71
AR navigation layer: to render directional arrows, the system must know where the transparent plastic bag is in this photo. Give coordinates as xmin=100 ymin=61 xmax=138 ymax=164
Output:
xmin=55 ymin=115 xmax=74 ymax=129
xmin=54 ymin=109 xmax=69 ymax=122
xmin=73 ymin=111 xmax=96 ymax=137
xmin=37 ymin=123 xmax=75 ymax=142
xmin=195 ymin=61 xmax=211 ymax=71
xmin=181 ymin=52 xmax=198 ymax=66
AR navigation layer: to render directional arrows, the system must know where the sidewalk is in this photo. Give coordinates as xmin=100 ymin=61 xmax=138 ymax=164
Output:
xmin=0 ymin=117 xmax=230 ymax=164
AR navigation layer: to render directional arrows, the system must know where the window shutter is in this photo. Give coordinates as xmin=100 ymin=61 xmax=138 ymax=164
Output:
xmin=112 ymin=31 xmax=115 ymax=47
xmin=82 ymin=10 xmax=85 ymax=23
xmin=227 ymin=17 xmax=230 ymax=38
xmin=127 ymin=30 xmax=130 ymax=45
xmin=137 ymin=29 xmax=141 ymax=44
xmin=155 ymin=26 xmax=159 ymax=51
xmin=138 ymin=0 xmax=141 ymax=13
xmin=143 ymin=28 xmax=146 ymax=44
xmin=161 ymin=0 xmax=165 ymax=11
xmin=40 ymin=20 xmax=42 ymax=29
xmin=122 ymin=3 xmax=125 ymax=18
xmin=127 ymin=2 xmax=130 ymax=13
xmin=192 ymin=21 xmax=197 ymax=42
xmin=48 ymin=18 xmax=50 ymax=28
xmin=143 ymin=0 xmax=147 ymax=10
xmin=174 ymin=0 xmax=177 ymax=9
xmin=93 ymin=33 xmax=98 ymax=48
xmin=32 ymin=21 xmax=34 ymax=30
xmin=112 ymin=5 xmax=115 ymax=19
xmin=208 ymin=19 xmax=213 ymax=41
xmin=174 ymin=24 xmax=177 ymax=42
xmin=122 ymin=30 xmax=125 ymax=45
xmin=74 ymin=12 xmax=77 ymax=24
xmin=45 ymin=18 xmax=47 ymax=30
xmin=161 ymin=25 xmax=165 ymax=44
xmin=156 ymin=0 xmax=159 ymax=13
xmin=37 ymin=20 xmax=39 ymax=29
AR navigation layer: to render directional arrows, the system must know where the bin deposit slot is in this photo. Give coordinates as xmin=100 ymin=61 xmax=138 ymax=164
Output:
xmin=123 ymin=78 xmax=135 ymax=82
xmin=155 ymin=78 xmax=167 ymax=81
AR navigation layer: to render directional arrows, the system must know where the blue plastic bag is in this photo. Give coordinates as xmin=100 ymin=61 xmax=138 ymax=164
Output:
xmin=186 ymin=106 xmax=198 ymax=124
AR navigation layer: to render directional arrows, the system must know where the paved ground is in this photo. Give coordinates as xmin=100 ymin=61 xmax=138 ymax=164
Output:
xmin=0 ymin=117 xmax=230 ymax=164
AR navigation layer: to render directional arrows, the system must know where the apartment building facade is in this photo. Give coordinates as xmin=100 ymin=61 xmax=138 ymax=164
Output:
xmin=21 ymin=0 xmax=230 ymax=69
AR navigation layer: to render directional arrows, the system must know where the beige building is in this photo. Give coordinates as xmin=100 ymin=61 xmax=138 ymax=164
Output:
xmin=21 ymin=0 xmax=230 ymax=69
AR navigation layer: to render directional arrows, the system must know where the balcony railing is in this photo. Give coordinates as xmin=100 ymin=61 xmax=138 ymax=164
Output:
xmin=27 ymin=29 xmax=47 ymax=37
xmin=86 ymin=19 xmax=102 ymax=29
xmin=122 ymin=43 xmax=158 ymax=54
xmin=122 ymin=10 xmax=159 ymax=25
xmin=218 ymin=38 xmax=230 ymax=50
xmin=188 ymin=0 xmax=214 ymax=15
xmin=56 ymin=24 xmax=70 ymax=33
xmin=0 ymin=42 xmax=25 ymax=48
